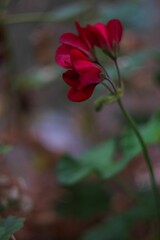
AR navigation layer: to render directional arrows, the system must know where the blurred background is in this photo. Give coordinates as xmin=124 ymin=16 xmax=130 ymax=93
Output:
xmin=0 ymin=0 xmax=160 ymax=239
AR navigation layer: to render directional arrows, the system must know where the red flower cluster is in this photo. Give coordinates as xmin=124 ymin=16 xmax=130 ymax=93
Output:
xmin=55 ymin=19 xmax=123 ymax=102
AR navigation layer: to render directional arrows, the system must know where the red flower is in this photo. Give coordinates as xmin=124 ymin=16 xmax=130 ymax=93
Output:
xmin=63 ymin=49 xmax=102 ymax=102
xmin=55 ymin=22 xmax=97 ymax=68
xmin=55 ymin=45 xmax=73 ymax=68
xmin=75 ymin=22 xmax=98 ymax=50
xmin=55 ymin=19 xmax=123 ymax=68
xmin=55 ymin=19 xmax=123 ymax=102
xmin=107 ymin=19 xmax=123 ymax=50
xmin=89 ymin=19 xmax=123 ymax=58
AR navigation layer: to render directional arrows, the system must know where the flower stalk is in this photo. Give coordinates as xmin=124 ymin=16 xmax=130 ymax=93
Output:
xmin=112 ymin=60 xmax=160 ymax=227
xmin=117 ymin=98 xmax=160 ymax=213
xmin=114 ymin=59 xmax=121 ymax=88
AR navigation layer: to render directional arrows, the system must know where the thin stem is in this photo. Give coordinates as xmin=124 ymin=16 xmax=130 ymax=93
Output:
xmin=95 ymin=59 xmax=110 ymax=79
xmin=111 ymin=57 xmax=160 ymax=235
xmin=96 ymin=59 xmax=118 ymax=95
xmin=114 ymin=59 xmax=121 ymax=88
xmin=117 ymin=98 xmax=160 ymax=221
xmin=101 ymin=82 xmax=114 ymax=95
xmin=104 ymin=78 xmax=117 ymax=95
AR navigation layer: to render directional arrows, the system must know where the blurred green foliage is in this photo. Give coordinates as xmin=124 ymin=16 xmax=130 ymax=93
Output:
xmin=57 ymin=140 xmax=116 ymax=185
xmin=81 ymin=191 xmax=158 ymax=240
xmin=56 ymin=108 xmax=160 ymax=238
xmin=56 ymin=182 xmax=110 ymax=219
xmin=121 ymin=110 xmax=160 ymax=160
xmin=57 ymin=110 xmax=160 ymax=185
xmin=0 ymin=216 xmax=24 ymax=240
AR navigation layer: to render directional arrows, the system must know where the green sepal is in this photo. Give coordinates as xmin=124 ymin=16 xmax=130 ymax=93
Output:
xmin=95 ymin=87 xmax=123 ymax=111
xmin=103 ymin=47 xmax=115 ymax=60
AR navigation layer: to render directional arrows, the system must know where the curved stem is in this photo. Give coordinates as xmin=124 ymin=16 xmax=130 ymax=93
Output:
xmin=104 ymin=78 xmax=117 ymax=95
xmin=96 ymin=59 xmax=118 ymax=95
xmin=117 ymin=98 xmax=160 ymax=221
xmin=114 ymin=59 xmax=121 ymax=88
xmin=101 ymin=82 xmax=114 ymax=95
xmin=95 ymin=59 xmax=110 ymax=79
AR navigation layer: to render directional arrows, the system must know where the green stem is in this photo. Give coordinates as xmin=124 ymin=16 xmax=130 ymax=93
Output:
xmin=114 ymin=59 xmax=121 ymax=88
xmin=101 ymin=82 xmax=114 ymax=95
xmin=97 ymin=59 xmax=118 ymax=95
xmin=117 ymin=97 xmax=160 ymax=221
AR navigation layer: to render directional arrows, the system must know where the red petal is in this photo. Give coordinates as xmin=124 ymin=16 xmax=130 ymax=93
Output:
xmin=85 ymin=24 xmax=103 ymax=48
xmin=67 ymin=85 xmax=95 ymax=102
xmin=76 ymin=22 xmax=92 ymax=48
xmin=55 ymin=45 xmax=72 ymax=68
xmin=106 ymin=19 xmax=123 ymax=47
xmin=59 ymin=32 xmax=90 ymax=56
xmin=75 ymin=22 xmax=85 ymax=40
xmin=94 ymin=23 xmax=109 ymax=48
xmin=70 ymin=49 xmax=100 ymax=74
xmin=63 ymin=70 xmax=79 ymax=87
xmin=79 ymin=67 xmax=101 ymax=88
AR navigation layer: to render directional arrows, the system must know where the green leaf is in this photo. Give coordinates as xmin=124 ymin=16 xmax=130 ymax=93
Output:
xmin=57 ymin=111 xmax=160 ymax=186
xmin=55 ymin=182 xmax=110 ymax=219
xmin=103 ymin=110 xmax=160 ymax=179
xmin=57 ymin=140 xmax=116 ymax=185
xmin=82 ymin=215 xmax=130 ymax=240
xmin=57 ymin=140 xmax=134 ymax=184
xmin=120 ymin=110 xmax=160 ymax=161
xmin=57 ymin=155 xmax=91 ymax=185
xmin=95 ymin=88 xmax=123 ymax=111
xmin=81 ymin=140 xmax=131 ymax=179
xmin=141 ymin=111 xmax=160 ymax=143
xmin=0 ymin=216 xmax=24 ymax=240
xmin=81 ymin=140 xmax=116 ymax=178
